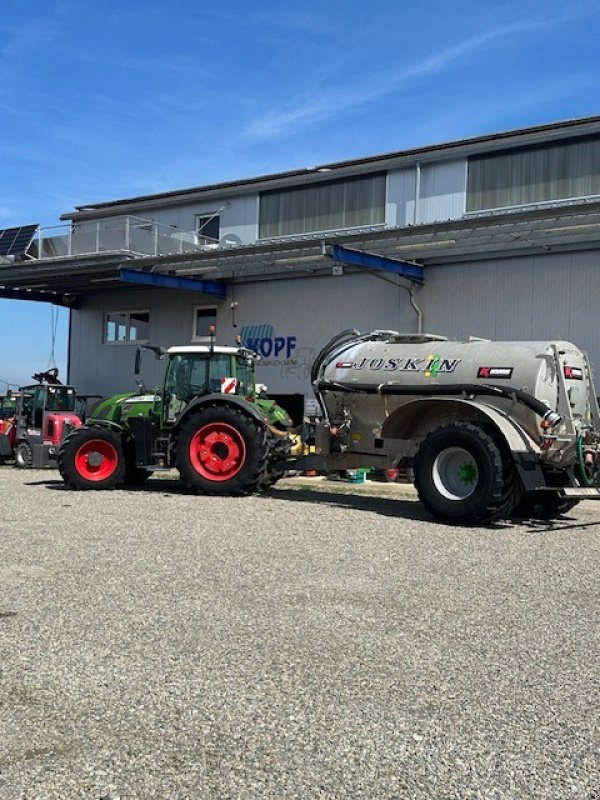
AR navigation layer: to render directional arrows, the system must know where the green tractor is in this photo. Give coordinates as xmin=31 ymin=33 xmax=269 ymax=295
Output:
xmin=58 ymin=341 xmax=293 ymax=493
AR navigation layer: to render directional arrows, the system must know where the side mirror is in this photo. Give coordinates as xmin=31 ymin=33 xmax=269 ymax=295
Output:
xmin=134 ymin=348 xmax=141 ymax=375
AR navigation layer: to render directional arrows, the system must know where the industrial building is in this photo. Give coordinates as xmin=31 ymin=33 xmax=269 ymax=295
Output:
xmin=2 ymin=115 xmax=600 ymax=420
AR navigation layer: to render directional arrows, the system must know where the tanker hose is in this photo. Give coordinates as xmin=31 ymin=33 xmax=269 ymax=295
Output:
xmin=316 ymin=381 xmax=563 ymax=429
xmin=576 ymin=434 xmax=598 ymax=486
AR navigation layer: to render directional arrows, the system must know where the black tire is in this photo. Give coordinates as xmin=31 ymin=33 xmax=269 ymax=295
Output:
xmin=176 ymin=405 xmax=269 ymax=495
xmin=14 ymin=441 xmax=33 ymax=469
xmin=414 ymin=422 xmax=520 ymax=524
xmin=260 ymin=432 xmax=292 ymax=489
xmin=512 ymin=491 xmax=580 ymax=520
xmin=58 ymin=426 xmax=126 ymax=490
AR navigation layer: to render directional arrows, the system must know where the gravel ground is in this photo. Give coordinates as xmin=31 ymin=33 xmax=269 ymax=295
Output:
xmin=0 ymin=469 xmax=598 ymax=800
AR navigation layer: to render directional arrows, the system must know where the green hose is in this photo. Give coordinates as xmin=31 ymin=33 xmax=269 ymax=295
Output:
xmin=576 ymin=434 xmax=597 ymax=486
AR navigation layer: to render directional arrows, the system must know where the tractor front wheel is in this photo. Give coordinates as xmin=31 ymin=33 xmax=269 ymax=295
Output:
xmin=14 ymin=442 xmax=33 ymax=469
xmin=176 ymin=405 xmax=269 ymax=495
xmin=58 ymin=427 xmax=125 ymax=490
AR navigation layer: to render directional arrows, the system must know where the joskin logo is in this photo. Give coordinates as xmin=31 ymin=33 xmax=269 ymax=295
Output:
xmin=241 ymin=324 xmax=297 ymax=358
xmin=338 ymin=353 xmax=461 ymax=375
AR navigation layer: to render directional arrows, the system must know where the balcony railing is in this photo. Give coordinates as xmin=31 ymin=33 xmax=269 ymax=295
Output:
xmin=32 ymin=216 xmax=217 ymax=260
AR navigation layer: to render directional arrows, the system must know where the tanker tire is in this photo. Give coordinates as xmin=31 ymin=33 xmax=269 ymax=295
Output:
xmin=415 ymin=422 xmax=517 ymax=524
xmin=511 ymin=491 xmax=580 ymax=520
xmin=58 ymin=427 xmax=126 ymax=490
xmin=176 ymin=405 xmax=269 ymax=496
xmin=14 ymin=442 xmax=33 ymax=469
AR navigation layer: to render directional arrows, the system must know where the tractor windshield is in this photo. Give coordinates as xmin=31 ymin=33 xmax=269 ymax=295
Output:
xmin=45 ymin=386 xmax=76 ymax=412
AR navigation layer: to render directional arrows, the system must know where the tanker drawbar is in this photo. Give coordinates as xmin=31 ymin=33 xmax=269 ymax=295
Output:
xmin=309 ymin=329 xmax=600 ymax=523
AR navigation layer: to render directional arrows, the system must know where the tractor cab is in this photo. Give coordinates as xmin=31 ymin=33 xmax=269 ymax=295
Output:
xmin=162 ymin=345 xmax=257 ymax=424
xmin=9 ymin=379 xmax=82 ymax=468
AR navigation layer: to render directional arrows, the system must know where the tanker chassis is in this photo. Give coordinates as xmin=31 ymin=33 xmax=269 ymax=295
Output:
xmin=307 ymin=329 xmax=600 ymax=523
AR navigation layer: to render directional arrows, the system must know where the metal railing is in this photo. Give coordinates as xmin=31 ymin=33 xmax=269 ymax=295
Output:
xmin=32 ymin=216 xmax=219 ymax=260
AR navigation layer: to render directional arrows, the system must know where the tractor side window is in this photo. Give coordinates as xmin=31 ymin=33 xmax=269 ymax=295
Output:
xmin=33 ymin=387 xmax=45 ymax=428
xmin=236 ymin=358 xmax=255 ymax=397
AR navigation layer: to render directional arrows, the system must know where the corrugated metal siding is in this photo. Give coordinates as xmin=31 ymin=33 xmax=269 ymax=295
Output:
xmin=422 ymin=249 xmax=600 ymax=370
xmin=387 ymin=168 xmax=416 ymax=226
xmin=387 ymin=160 xmax=466 ymax=227
xmin=418 ymin=160 xmax=466 ymax=224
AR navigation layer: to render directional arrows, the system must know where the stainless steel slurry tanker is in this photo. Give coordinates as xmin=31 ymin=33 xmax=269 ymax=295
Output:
xmin=309 ymin=330 xmax=600 ymax=523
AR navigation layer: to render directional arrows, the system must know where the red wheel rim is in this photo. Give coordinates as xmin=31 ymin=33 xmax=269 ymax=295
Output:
xmin=74 ymin=439 xmax=119 ymax=481
xmin=189 ymin=422 xmax=246 ymax=481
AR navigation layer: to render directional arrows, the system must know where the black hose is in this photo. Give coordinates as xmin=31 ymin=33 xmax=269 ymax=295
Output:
xmin=316 ymin=380 xmax=562 ymax=428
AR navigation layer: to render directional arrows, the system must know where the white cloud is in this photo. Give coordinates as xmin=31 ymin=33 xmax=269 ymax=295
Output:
xmin=246 ymin=11 xmax=594 ymax=140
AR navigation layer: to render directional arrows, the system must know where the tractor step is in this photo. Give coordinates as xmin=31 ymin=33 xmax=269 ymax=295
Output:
xmin=560 ymin=487 xmax=600 ymax=498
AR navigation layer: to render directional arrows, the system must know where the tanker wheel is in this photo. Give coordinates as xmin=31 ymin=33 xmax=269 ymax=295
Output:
xmin=512 ymin=491 xmax=580 ymax=520
xmin=14 ymin=442 xmax=33 ymax=469
xmin=176 ymin=405 xmax=269 ymax=495
xmin=414 ymin=422 xmax=519 ymax=524
xmin=58 ymin=427 xmax=126 ymax=490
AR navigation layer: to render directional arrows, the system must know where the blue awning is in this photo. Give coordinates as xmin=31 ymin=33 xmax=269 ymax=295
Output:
xmin=120 ymin=268 xmax=227 ymax=298
xmin=331 ymin=244 xmax=424 ymax=284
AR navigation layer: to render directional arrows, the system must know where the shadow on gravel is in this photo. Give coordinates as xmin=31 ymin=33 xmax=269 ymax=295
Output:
xmin=28 ymin=477 xmax=191 ymax=496
xmin=270 ymin=487 xmax=434 ymax=522
xmin=27 ymin=478 xmax=592 ymax=530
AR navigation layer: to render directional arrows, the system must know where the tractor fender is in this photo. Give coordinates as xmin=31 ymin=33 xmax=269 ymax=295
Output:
xmin=381 ymin=397 xmax=540 ymax=455
xmin=78 ymin=419 xmax=128 ymax=435
xmin=176 ymin=393 xmax=268 ymax=428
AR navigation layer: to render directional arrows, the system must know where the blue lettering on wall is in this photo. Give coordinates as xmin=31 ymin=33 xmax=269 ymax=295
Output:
xmin=241 ymin=324 xmax=297 ymax=360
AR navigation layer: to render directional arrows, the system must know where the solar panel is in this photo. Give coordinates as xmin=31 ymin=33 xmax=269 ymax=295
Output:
xmin=0 ymin=224 xmax=38 ymax=257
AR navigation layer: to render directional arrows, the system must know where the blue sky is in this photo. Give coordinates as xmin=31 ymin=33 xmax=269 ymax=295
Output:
xmin=1 ymin=0 xmax=599 ymax=388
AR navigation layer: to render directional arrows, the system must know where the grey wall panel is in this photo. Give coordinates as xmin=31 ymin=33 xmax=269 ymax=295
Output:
xmin=138 ymin=194 xmax=259 ymax=245
xmin=227 ymin=273 xmax=417 ymax=395
xmin=69 ymin=249 xmax=600 ymax=402
xmin=387 ymin=168 xmax=416 ymax=227
xmin=422 ymin=249 xmax=600 ymax=371
xmin=387 ymin=160 xmax=466 ymax=227
xmin=69 ymin=273 xmax=419 ymax=400
xmin=418 ymin=160 xmax=466 ymax=224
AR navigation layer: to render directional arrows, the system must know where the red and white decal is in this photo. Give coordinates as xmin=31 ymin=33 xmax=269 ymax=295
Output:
xmin=336 ymin=361 xmax=353 ymax=369
xmin=477 ymin=366 xmax=514 ymax=379
xmin=220 ymin=377 xmax=238 ymax=394
xmin=564 ymin=366 xmax=584 ymax=380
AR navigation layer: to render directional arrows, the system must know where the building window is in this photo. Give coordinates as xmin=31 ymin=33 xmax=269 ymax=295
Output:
xmin=193 ymin=306 xmax=217 ymax=340
xmin=196 ymin=214 xmax=220 ymax=245
xmin=467 ymin=134 xmax=600 ymax=212
xmin=259 ymin=173 xmax=386 ymax=238
xmin=104 ymin=310 xmax=150 ymax=344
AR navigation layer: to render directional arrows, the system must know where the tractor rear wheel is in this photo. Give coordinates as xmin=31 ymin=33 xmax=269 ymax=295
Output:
xmin=14 ymin=441 xmax=33 ymax=469
xmin=414 ymin=422 xmax=520 ymax=524
xmin=58 ymin=427 xmax=125 ymax=490
xmin=176 ymin=405 xmax=269 ymax=495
